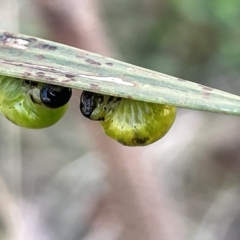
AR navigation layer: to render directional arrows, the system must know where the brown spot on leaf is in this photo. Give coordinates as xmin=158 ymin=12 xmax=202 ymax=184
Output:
xmin=105 ymin=62 xmax=113 ymax=66
xmin=75 ymin=54 xmax=84 ymax=59
xmin=201 ymin=86 xmax=213 ymax=99
xmin=177 ymin=78 xmax=186 ymax=82
xmin=27 ymin=38 xmax=37 ymax=42
xmin=35 ymin=43 xmax=57 ymax=50
xmin=2 ymin=32 xmax=14 ymax=38
xmin=202 ymin=86 xmax=213 ymax=91
xmin=85 ymin=59 xmax=101 ymax=66
xmin=36 ymin=55 xmax=46 ymax=60
xmin=65 ymin=74 xmax=76 ymax=78
xmin=36 ymin=72 xmax=45 ymax=76
xmin=0 ymin=34 xmax=30 ymax=49
xmin=23 ymin=72 xmax=31 ymax=77
xmin=45 ymin=77 xmax=56 ymax=81
xmin=63 ymin=79 xmax=75 ymax=83
xmin=202 ymin=92 xmax=210 ymax=99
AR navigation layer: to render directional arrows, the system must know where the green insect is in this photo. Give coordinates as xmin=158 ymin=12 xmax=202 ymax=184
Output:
xmin=0 ymin=75 xmax=72 ymax=128
xmin=80 ymin=91 xmax=176 ymax=146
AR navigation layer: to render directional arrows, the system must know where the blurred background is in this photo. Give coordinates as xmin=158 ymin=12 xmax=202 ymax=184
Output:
xmin=1 ymin=0 xmax=240 ymax=240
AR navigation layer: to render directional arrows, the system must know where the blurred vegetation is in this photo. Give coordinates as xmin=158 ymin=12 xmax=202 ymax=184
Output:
xmin=101 ymin=0 xmax=240 ymax=94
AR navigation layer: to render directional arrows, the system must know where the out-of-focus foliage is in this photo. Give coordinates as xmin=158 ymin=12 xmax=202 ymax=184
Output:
xmin=102 ymin=0 xmax=240 ymax=94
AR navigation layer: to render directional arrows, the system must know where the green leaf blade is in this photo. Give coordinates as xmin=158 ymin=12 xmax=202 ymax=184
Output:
xmin=0 ymin=30 xmax=239 ymax=115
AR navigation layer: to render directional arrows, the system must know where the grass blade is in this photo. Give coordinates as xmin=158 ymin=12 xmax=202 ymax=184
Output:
xmin=0 ymin=30 xmax=239 ymax=115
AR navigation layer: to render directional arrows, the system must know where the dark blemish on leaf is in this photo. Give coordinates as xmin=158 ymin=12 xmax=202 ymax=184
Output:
xmin=63 ymin=79 xmax=75 ymax=83
xmin=0 ymin=32 xmax=14 ymax=43
xmin=202 ymin=86 xmax=213 ymax=92
xmin=0 ymin=34 xmax=30 ymax=49
xmin=75 ymin=54 xmax=84 ymax=59
xmin=36 ymin=43 xmax=57 ymax=50
xmin=65 ymin=74 xmax=76 ymax=78
xmin=36 ymin=72 xmax=45 ymax=76
xmin=177 ymin=78 xmax=186 ymax=82
xmin=27 ymin=38 xmax=37 ymax=43
xmin=36 ymin=55 xmax=46 ymax=60
xmin=202 ymin=89 xmax=212 ymax=99
xmin=105 ymin=62 xmax=113 ymax=66
xmin=198 ymin=84 xmax=213 ymax=91
xmin=23 ymin=72 xmax=31 ymax=77
xmin=2 ymin=32 xmax=14 ymax=38
xmin=45 ymin=77 xmax=56 ymax=81
xmin=47 ymin=68 xmax=59 ymax=73
xmin=0 ymin=34 xmax=10 ymax=42
xmin=202 ymin=86 xmax=213 ymax=99
xmin=202 ymin=92 xmax=210 ymax=99
xmin=116 ymin=97 xmax=122 ymax=102
xmin=85 ymin=59 xmax=101 ymax=66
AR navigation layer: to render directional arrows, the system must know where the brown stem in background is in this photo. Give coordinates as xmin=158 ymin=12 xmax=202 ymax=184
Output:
xmin=32 ymin=0 xmax=184 ymax=239
xmin=33 ymin=0 xmax=114 ymax=56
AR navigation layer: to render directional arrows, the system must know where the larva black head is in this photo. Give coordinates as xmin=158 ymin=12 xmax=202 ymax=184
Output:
xmin=80 ymin=91 xmax=98 ymax=119
xmin=40 ymin=84 xmax=72 ymax=108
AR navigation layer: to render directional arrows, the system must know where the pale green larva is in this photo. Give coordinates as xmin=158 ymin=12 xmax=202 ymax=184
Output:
xmin=0 ymin=75 xmax=72 ymax=128
xmin=80 ymin=91 xmax=176 ymax=146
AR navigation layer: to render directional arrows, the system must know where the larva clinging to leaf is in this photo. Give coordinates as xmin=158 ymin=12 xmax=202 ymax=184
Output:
xmin=0 ymin=75 xmax=72 ymax=128
xmin=80 ymin=91 xmax=176 ymax=146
